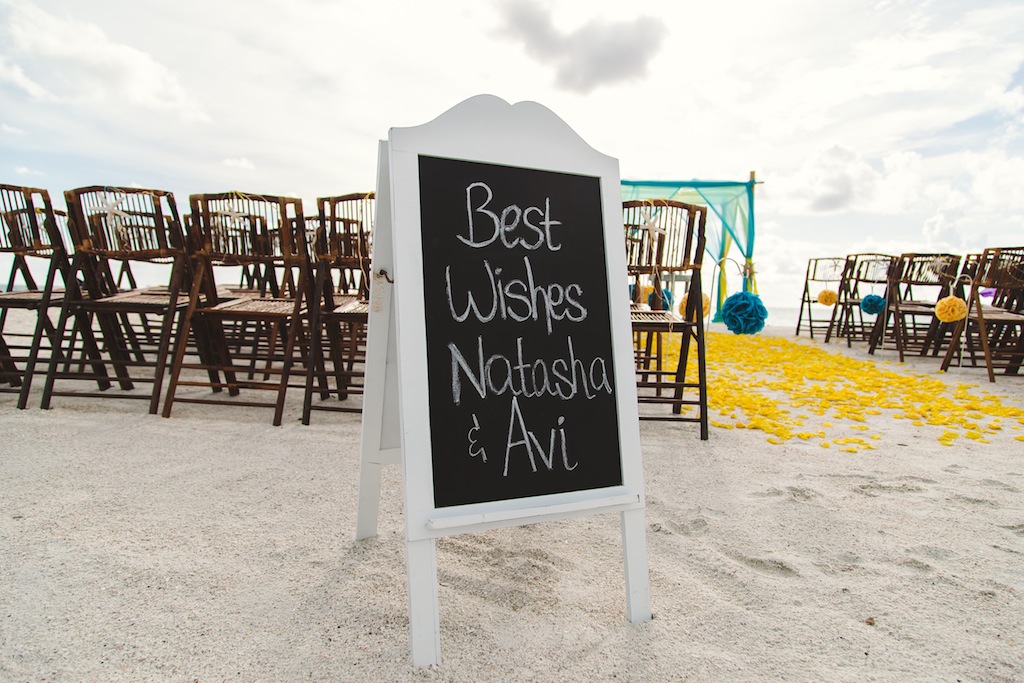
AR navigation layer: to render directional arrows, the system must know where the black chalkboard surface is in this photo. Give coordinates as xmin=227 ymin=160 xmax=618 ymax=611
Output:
xmin=418 ymin=155 xmax=623 ymax=508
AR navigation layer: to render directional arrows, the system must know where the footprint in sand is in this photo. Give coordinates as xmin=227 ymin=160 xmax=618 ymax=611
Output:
xmin=980 ymin=478 xmax=1020 ymax=492
xmin=855 ymin=480 xmax=926 ymax=497
xmin=948 ymin=493 xmax=998 ymax=507
xmin=908 ymin=544 xmax=957 ymax=561
xmin=669 ymin=516 xmax=711 ymax=536
xmin=897 ymin=557 xmax=933 ymax=572
xmin=749 ymin=486 xmax=820 ymax=502
xmin=721 ymin=548 xmax=800 ymax=577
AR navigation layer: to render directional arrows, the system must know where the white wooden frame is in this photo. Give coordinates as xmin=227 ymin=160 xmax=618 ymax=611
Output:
xmin=357 ymin=95 xmax=650 ymax=667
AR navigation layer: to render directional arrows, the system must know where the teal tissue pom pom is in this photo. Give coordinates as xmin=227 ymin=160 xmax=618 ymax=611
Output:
xmin=721 ymin=291 xmax=768 ymax=335
xmin=648 ymin=288 xmax=674 ymax=311
xmin=860 ymin=294 xmax=886 ymax=315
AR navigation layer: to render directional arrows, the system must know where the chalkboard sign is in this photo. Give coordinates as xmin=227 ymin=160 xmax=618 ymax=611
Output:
xmin=418 ymin=155 xmax=623 ymax=508
xmin=358 ymin=96 xmax=650 ymax=667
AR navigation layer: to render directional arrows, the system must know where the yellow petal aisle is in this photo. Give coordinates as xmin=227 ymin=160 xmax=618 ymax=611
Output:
xmin=659 ymin=332 xmax=1024 ymax=449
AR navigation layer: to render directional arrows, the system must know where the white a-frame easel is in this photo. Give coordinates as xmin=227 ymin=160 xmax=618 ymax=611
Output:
xmin=356 ymin=95 xmax=650 ymax=667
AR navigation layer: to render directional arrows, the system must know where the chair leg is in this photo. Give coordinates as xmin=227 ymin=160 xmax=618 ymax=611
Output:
xmin=274 ymin=316 xmax=303 ymax=427
xmin=696 ymin=326 xmax=708 ymax=440
xmin=17 ymin=269 xmax=60 ymax=408
xmin=40 ymin=287 xmax=77 ymax=410
xmin=324 ymin=318 xmax=347 ymax=400
xmin=301 ymin=295 xmax=324 ymax=426
xmin=301 ymin=324 xmax=322 ymax=426
xmin=262 ymin=321 xmax=281 ymax=381
xmin=0 ymin=334 xmax=20 ymax=387
xmin=148 ymin=305 xmax=179 ymax=415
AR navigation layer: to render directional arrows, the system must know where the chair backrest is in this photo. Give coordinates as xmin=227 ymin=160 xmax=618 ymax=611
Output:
xmin=840 ymin=253 xmax=895 ymax=300
xmin=315 ymin=192 xmax=374 ymax=297
xmin=188 ymin=192 xmax=308 ymax=297
xmin=0 ymin=184 xmax=69 ymax=291
xmin=893 ymin=253 xmax=960 ymax=286
xmin=65 ymin=186 xmax=185 ymax=259
xmin=890 ymin=252 xmax=961 ymax=302
xmin=622 ymin=199 xmax=702 ymax=276
xmin=974 ymin=246 xmax=1024 ymax=313
xmin=622 ymin=199 xmax=706 ymax=311
xmin=852 ymin=254 xmax=893 ymax=284
xmin=64 ymin=187 xmax=187 ymax=299
xmin=805 ymin=257 xmax=845 ymax=285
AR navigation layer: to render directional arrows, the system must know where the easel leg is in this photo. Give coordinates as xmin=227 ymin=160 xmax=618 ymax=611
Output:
xmin=406 ymin=537 xmax=441 ymax=667
xmin=620 ymin=508 xmax=652 ymax=623
xmin=355 ymin=460 xmax=383 ymax=541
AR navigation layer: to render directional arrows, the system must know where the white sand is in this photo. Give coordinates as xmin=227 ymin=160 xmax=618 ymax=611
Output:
xmin=2 ymin=316 xmax=1023 ymax=682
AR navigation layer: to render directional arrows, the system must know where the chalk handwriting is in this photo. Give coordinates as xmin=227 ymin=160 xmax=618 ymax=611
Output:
xmin=445 ymin=256 xmax=586 ymax=334
xmin=459 ymin=182 xmax=563 ymax=251
xmin=449 ymin=335 xmax=612 ymax=405
xmin=467 ymin=413 xmax=487 ymax=462
xmin=503 ymin=397 xmax=578 ymax=476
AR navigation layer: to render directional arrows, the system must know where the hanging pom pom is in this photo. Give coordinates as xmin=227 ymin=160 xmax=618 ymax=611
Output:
xmin=816 ymin=289 xmax=838 ymax=306
xmin=860 ymin=294 xmax=886 ymax=315
xmin=647 ymin=288 xmax=674 ymax=311
xmin=934 ymin=295 xmax=968 ymax=322
xmin=721 ymin=291 xmax=768 ymax=335
xmin=681 ymin=292 xmax=711 ymax=317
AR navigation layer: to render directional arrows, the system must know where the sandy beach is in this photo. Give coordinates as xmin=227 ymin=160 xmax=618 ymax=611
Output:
xmin=2 ymin=313 xmax=1023 ymax=682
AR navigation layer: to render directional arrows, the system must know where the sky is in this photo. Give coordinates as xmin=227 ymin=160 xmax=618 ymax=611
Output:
xmin=2 ymin=0 xmax=1023 ymax=314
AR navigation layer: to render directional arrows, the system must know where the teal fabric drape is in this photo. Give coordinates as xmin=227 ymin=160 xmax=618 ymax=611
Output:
xmin=621 ymin=179 xmax=757 ymax=321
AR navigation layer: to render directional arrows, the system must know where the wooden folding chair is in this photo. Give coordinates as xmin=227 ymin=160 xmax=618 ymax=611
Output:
xmin=162 ymin=192 xmax=311 ymax=425
xmin=940 ymin=246 xmax=1024 ymax=381
xmin=623 ymin=199 xmax=709 ymax=437
xmin=795 ymin=257 xmax=845 ymax=339
xmin=824 ymin=253 xmax=895 ymax=346
xmin=302 ymin=192 xmax=374 ymax=424
xmin=0 ymin=184 xmax=78 ymax=408
xmin=39 ymin=187 xmax=190 ymax=413
xmin=868 ymin=253 xmax=961 ymax=361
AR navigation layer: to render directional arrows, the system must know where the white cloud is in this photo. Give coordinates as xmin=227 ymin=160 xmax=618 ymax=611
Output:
xmin=14 ymin=165 xmax=43 ymax=175
xmin=222 ymin=157 xmax=255 ymax=170
xmin=986 ymin=85 xmax=1024 ymax=116
xmin=0 ymin=54 xmax=54 ymax=100
xmin=966 ymin=150 xmax=1024 ymax=210
xmin=2 ymin=122 xmax=26 ymax=134
xmin=496 ymin=0 xmax=667 ymax=93
xmin=2 ymin=1 xmax=208 ymax=122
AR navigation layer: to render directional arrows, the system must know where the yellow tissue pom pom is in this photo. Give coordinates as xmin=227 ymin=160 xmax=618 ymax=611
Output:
xmin=681 ymin=292 xmax=711 ymax=317
xmin=816 ymin=289 xmax=839 ymax=306
xmin=934 ymin=295 xmax=968 ymax=323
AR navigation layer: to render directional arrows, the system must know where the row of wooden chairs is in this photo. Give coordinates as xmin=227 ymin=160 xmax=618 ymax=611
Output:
xmin=3 ymin=185 xmax=712 ymax=432
xmin=796 ymin=249 xmax=1024 ymax=381
xmin=0 ymin=184 xmax=373 ymax=425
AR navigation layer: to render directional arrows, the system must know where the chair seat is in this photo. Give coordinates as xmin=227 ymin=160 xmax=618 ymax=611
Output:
xmin=973 ymin=308 xmax=1024 ymax=323
xmin=892 ymin=302 xmax=935 ymax=314
xmin=631 ymin=309 xmax=689 ymax=329
xmin=329 ymin=297 xmax=369 ymax=318
xmin=0 ymin=289 xmax=63 ymax=305
xmin=207 ymin=296 xmax=302 ymax=316
xmin=99 ymin=290 xmax=186 ymax=307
